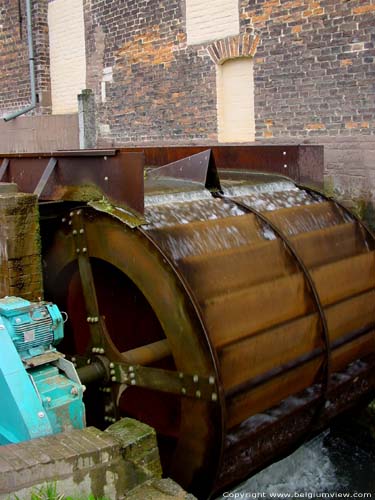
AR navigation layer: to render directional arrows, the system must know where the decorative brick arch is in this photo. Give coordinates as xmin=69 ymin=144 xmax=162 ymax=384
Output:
xmin=207 ymin=32 xmax=260 ymax=65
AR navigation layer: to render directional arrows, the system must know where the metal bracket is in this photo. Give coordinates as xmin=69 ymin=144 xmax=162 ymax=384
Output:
xmin=34 ymin=157 xmax=57 ymax=198
xmin=0 ymin=159 xmax=9 ymax=181
xmin=111 ymin=362 xmax=218 ymax=402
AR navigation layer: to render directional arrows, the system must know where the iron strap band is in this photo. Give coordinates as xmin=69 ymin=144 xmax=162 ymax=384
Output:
xmin=215 ymin=193 xmax=332 ymax=406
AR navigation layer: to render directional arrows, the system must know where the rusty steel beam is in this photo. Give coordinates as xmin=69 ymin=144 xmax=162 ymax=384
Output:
xmin=121 ymin=145 xmax=324 ymax=188
xmin=0 ymin=150 xmax=145 ymax=214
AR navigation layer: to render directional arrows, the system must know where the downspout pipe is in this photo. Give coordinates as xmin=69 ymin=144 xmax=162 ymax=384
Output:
xmin=3 ymin=0 xmax=36 ymax=122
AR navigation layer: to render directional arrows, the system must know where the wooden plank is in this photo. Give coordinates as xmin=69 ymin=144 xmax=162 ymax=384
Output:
xmin=148 ymin=212 xmax=264 ymax=260
xmin=267 ymin=201 xmax=344 ymax=236
xmin=178 ymin=239 xmax=295 ymax=302
xmin=226 ymin=330 xmax=375 ymax=429
xmin=204 ymin=251 xmax=375 ymax=349
xmin=203 ymin=272 xmax=312 ymax=348
xmin=219 ymin=287 xmax=375 ymax=390
xmin=311 ymin=251 xmax=375 ymax=306
xmin=292 ymin=222 xmax=366 ymax=268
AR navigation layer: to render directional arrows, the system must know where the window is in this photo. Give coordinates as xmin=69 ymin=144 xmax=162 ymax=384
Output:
xmin=217 ymin=58 xmax=255 ymax=143
xmin=48 ymin=0 xmax=86 ymax=114
xmin=186 ymin=0 xmax=240 ymax=45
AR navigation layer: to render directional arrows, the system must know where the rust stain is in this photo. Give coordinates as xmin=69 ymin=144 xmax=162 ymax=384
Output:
xmin=117 ymin=26 xmax=176 ymax=68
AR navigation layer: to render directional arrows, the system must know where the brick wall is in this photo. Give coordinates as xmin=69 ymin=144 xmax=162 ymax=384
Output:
xmin=0 ymin=0 xmax=51 ymax=117
xmin=81 ymin=0 xmax=374 ymax=218
xmin=84 ymin=0 xmax=218 ymax=145
xmin=242 ymin=0 xmax=375 ymax=140
xmin=82 ymin=0 xmax=374 ymax=146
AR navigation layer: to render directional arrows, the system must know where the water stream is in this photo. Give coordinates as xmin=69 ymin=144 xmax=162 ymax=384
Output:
xmin=219 ymin=430 xmax=375 ymax=499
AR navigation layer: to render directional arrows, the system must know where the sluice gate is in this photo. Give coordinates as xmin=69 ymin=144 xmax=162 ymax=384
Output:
xmin=0 ymin=146 xmax=374 ymax=499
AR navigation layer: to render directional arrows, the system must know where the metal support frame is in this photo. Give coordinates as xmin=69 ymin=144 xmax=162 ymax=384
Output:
xmin=112 ymin=362 xmax=218 ymax=402
xmin=0 ymin=159 xmax=9 ymax=181
xmin=34 ymin=158 xmax=57 ymax=198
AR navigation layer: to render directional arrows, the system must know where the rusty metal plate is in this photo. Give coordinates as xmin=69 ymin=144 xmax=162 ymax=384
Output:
xmin=0 ymin=150 xmax=145 ymax=214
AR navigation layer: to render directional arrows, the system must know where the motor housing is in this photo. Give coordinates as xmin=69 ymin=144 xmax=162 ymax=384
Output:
xmin=0 ymin=297 xmax=85 ymax=445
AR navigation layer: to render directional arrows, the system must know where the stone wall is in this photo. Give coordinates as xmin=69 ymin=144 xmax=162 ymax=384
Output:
xmin=0 ymin=187 xmax=43 ymax=301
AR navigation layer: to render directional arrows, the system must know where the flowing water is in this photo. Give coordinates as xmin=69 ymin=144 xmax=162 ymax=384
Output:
xmin=219 ymin=430 xmax=375 ymax=499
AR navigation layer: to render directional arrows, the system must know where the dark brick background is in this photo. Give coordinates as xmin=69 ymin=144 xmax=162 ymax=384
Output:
xmin=0 ymin=0 xmax=51 ymax=116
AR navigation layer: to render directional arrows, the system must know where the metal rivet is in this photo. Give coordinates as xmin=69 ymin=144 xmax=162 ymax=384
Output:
xmin=131 ymin=380 xmax=136 ymax=385
xmin=284 ymin=164 xmax=288 ymax=168
xmin=38 ymin=412 xmax=45 ymax=418
xmin=62 ymin=218 xmax=66 ymax=223
xmin=181 ymin=387 xmax=186 ymax=395
xmin=72 ymin=229 xmax=77 ymax=235
xmin=110 ymin=369 xmax=115 ymax=375
xmin=82 ymin=247 xmax=87 ymax=253
xmin=87 ymin=317 xmax=91 ymax=323
xmin=208 ymin=376 xmax=215 ymax=385
xmin=76 ymin=210 xmax=81 ymax=215
xmin=69 ymin=212 xmax=74 ymax=217
xmin=179 ymin=372 xmax=184 ymax=379
xmin=71 ymin=357 xmax=76 ymax=362
xmin=283 ymin=151 xmax=287 ymax=156
xmin=76 ymin=248 xmax=80 ymax=253
xmin=111 ymin=376 xmax=117 ymax=382
xmin=68 ymin=220 xmax=72 ymax=225
xmin=104 ymin=176 xmax=109 ymax=181
xmin=109 ymin=362 xmax=114 ymax=369
xmin=129 ymin=366 xmax=134 ymax=372
xmin=193 ymin=375 xmax=199 ymax=383
xmin=195 ymin=390 xmax=201 ymax=398
xmin=79 ymin=228 xmax=84 ymax=234
xmin=87 ymin=359 xmax=91 ymax=365
xmin=0 ymin=325 xmax=5 ymax=330
xmin=129 ymin=372 xmax=135 ymax=379
xmin=92 ymin=347 xmax=97 ymax=353
xmin=99 ymin=348 xmax=105 ymax=354
xmin=211 ymin=393 xmax=218 ymax=402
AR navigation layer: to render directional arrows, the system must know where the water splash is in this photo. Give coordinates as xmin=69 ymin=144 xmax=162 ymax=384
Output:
xmin=221 ymin=432 xmax=341 ymax=499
